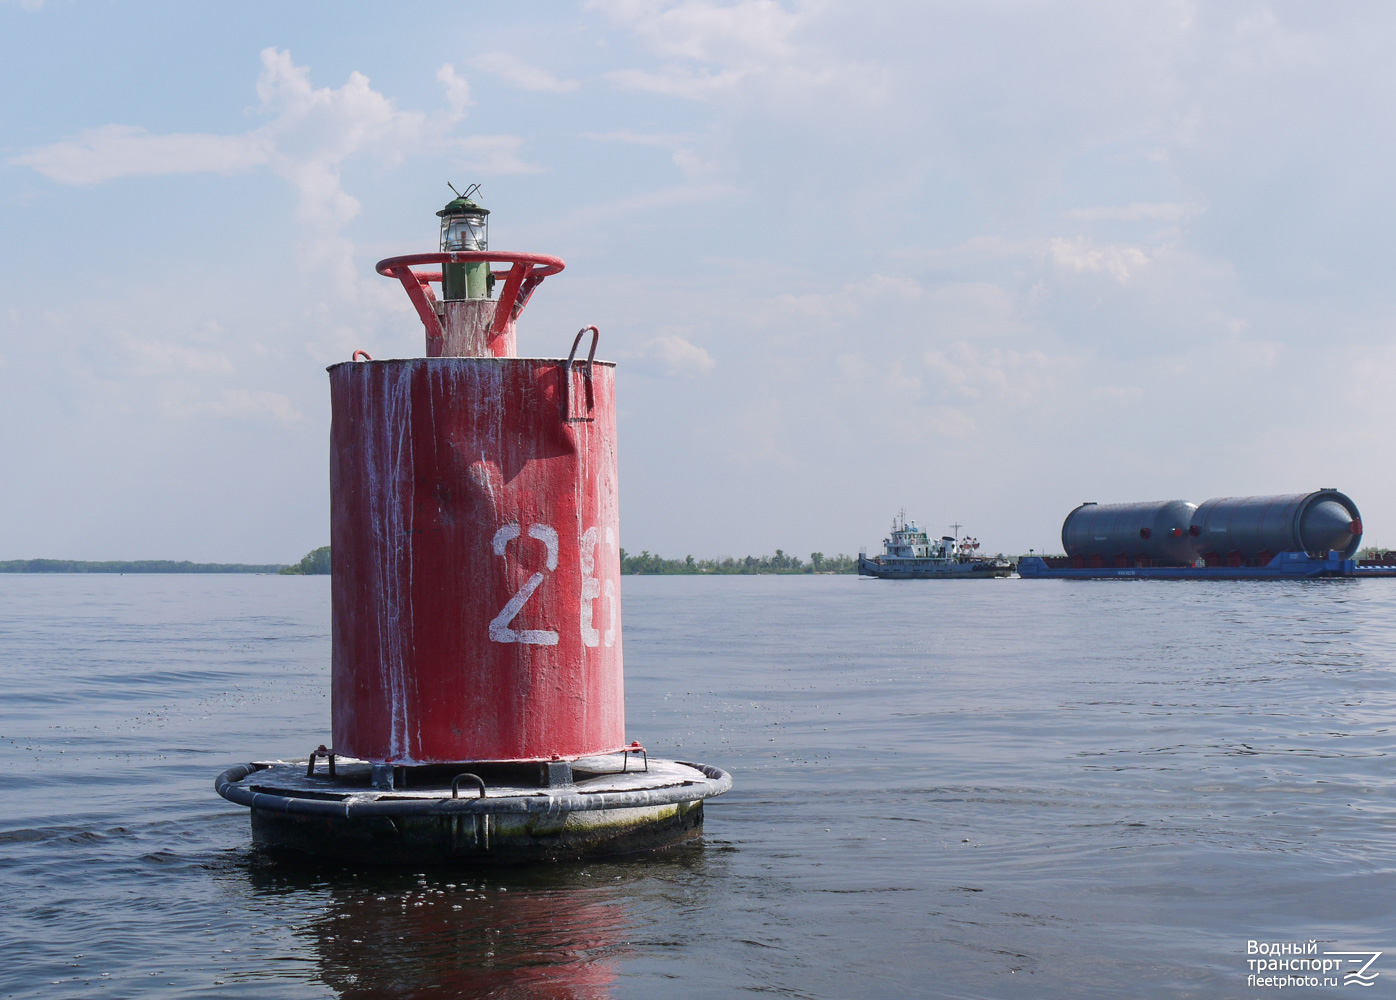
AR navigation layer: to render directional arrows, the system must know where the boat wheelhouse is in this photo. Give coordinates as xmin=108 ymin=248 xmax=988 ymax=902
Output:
xmin=858 ymin=510 xmax=1012 ymax=579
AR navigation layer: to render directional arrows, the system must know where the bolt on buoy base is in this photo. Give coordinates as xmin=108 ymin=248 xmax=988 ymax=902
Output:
xmin=216 ymin=753 xmax=732 ymax=865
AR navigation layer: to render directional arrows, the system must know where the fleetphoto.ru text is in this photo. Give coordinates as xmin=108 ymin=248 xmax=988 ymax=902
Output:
xmin=1247 ymin=940 xmax=1382 ymax=990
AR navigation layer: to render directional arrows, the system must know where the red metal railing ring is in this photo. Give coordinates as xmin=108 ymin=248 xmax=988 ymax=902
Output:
xmin=376 ymin=251 xmax=565 ymax=354
xmin=374 ymin=251 xmax=565 ymax=283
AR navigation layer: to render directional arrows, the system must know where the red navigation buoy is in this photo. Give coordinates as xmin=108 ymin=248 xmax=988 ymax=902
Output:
xmin=216 ymin=187 xmax=730 ymax=863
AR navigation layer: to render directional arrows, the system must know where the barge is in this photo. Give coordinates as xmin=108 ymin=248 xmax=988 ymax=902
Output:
xmin=1019 ymin=489 xmax=1389 ymax=580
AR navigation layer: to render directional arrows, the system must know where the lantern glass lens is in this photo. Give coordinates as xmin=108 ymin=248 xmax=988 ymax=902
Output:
xmin=441 ymin=215 xmax=487 ymax=251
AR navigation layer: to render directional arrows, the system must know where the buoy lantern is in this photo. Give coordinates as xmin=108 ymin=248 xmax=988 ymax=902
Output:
xmin=216 ymin=189 xmax=731 ymax=863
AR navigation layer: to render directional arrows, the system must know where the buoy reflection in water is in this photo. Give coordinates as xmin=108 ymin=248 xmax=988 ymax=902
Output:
xmin=242 ymin=862 xmax=632 ymax=999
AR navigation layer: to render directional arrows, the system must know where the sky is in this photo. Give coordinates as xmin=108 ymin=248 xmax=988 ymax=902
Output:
xmin=2 ymin=1 xmax=1394 ymax=562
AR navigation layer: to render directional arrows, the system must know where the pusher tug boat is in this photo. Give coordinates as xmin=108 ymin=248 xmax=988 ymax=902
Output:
xmin=215 ymin=187 xmax=730 ymax=863
xmin=857 ymin=511 xmax=1013 ymax=579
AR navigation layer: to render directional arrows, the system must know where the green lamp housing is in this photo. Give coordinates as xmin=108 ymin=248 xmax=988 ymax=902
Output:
xmin=437 ymin=196 xmax=491 ymax=300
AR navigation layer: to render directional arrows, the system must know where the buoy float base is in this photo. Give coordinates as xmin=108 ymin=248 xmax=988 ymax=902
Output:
xmin=215 ymin=756 xmax=732 ymax=865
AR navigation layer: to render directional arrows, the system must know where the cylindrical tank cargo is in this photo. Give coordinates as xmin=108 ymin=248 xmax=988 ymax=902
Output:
xmin=1188 ymin=491 xmax=1362 ymax=561
xmin=1061 ymin=500 xmax=1199 ymax=566
xmin=329 ymin=356 xmax=623 ymax=765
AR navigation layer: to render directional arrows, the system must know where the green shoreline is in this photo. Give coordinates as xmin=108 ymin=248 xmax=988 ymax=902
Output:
xmin=0 ymin=559 xmax=287 ymax=574
xmin=0 ymin=547 xmax=862 ymax=576
xmin=618 ymin=549 xmax=858 ymax=575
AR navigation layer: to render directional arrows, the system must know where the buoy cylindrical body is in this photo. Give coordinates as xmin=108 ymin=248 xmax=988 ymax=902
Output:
xmin=328 ymin=356 xmax=623 ymax=764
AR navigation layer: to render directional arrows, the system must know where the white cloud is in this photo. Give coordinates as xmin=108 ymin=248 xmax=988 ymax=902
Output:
xmin=631 ymin=332 xmax=715 ymax=375
xmin=470 ymin=52 xmax=579 ymax=93
xmin=924 ymin=406 xmax=977 ymax=438
xmin=923 ymin=342 xmax=1080 ymax=404
xmin=835 ymin=352 xmax=874 ymax=381
xmin=1067 ymin=202 xmax=1205 ymax=222
xmin=1091 ymin=385 xmax=1144 ymax=404
xmin=12 ymin=49 xmax=536 ymax=293
xmin=604 ymin=66 xmax=745 ymax=101
xmin=194 ymin=388 xmax=303 ymax=426
xmin=436 ymin=63 xmax=473 ymax=116
xmin=11 ymin=125 xmax=268 ymax=185
xmin=921 ymin=283 xmax=1029 ymax=341
xmin=120 ymin=333 xmax=235 ymax=377
xmin=583 ymin=128 xmax=719 ymax=180
xmin=751 ymin=274 xmax=922 ymax=332
xmin=1047 ymin=237 xmax=1151 ymax=284
xmin=589 ymin=0 xmax=798 ymax=63
xmin=756 ymin=289 xmax=859 ymax=329
xmin=1219 ymin=336 xmax=1282 ymax=372
xmin=864 ymin=274 xmax=922 ymax=300
xmin=837 ymin=352 xmax=921 ymax=396
xmin=589 ymin=0 xmax=884 ymax=105
xmin=446 ymin=134 xmax=544 ymax=175
xmin=584 ymin=128 xmax=695 ymax=148
xmin=834 ymin=352 xmax=972 ymax=442
xmin=557 ymin=181 xmax=736 ymax=230
xmin=252 ymin=48 xmax=440 ymax=288
xmin=891 ymin=236 xmax=1036 ymax=269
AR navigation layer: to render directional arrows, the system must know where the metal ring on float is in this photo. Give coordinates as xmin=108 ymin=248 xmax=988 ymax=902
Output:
xmin=450 ymin=773 xmax=487 ymax=800
xmin=215 ymin=762 xmax=733 ymax=816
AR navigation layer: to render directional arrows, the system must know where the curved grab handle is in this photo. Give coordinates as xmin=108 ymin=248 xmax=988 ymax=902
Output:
xmin=352 ymin=350 xmax=372 ymax=362
xmin=562 ymin=326 xmax=599 ymax=418
xmin=567 ymin=325 xmax=600 ymax=371
xmin=450 ymin=772 xmax=487 ymax=800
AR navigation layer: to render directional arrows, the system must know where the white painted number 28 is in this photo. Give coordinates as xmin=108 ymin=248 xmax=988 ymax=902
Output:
xmin=489 ymin=524 xmax=560 ymax=645
xmin=488 ymin=523 xmax=615 ymax=648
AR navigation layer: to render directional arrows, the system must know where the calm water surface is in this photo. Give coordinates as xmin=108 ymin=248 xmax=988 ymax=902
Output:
xmin=1 ymin=574 xmax=1394 ymax=998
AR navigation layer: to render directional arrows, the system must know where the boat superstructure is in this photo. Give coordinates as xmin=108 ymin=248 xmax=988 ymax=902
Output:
xmin=857 ymin=511 xmax=1012 ymax=579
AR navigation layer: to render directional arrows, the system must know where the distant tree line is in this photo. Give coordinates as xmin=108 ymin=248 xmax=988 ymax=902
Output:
xmin=619 ymin=548 xmax=857 ymax=575
xmin=0 ymin=546 xmax=333 ymax=575
xmin=0 ymin=559 xmax=286 ymax=574
xmin=280 ymin=546 xmax=331 ymax=575
xmin=1 ymin=544 xmax=868 ymax=577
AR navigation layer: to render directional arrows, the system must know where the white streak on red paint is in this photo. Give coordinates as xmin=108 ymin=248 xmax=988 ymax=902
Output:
xmin=329 ymin=358 xmax=625 ymax=763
